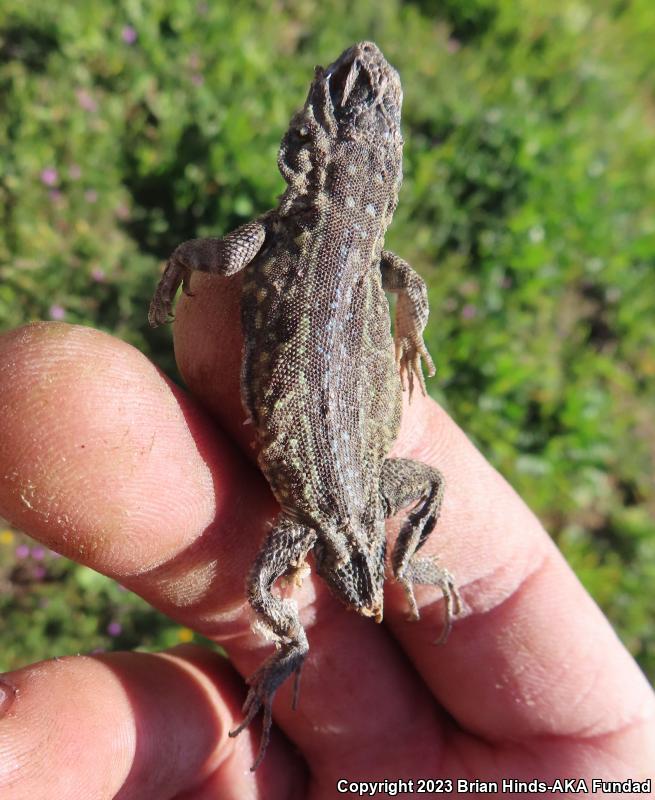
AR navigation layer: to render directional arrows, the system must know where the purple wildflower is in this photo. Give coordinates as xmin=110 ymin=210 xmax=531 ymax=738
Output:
xmin=107 ymin=621 xmax=122 ymax=637
xmin=68 ymin=164 xmax=82 ymax=180
xmin=40 ymin=168 xmax=58 ymax=187
xmin=49 ymin=304 xmax=66 ymax=321
xmin=459 ymin=279 xmax=479 ymax=297
xmin=84 ymin=189 xmax=98 ymax=203
xmin=91 ymin=266 xmax=106 ymax=283
xmin=191 ymin=73 xmax=204 ymax=87
xmin=15 ymin=544 xmax=30 ymax=559
xmin=75 ymin=89 xmax=98 ymax=113
xmin=33 ymin=565 xmax=47 ymax=581
xmin=461 ymin=304 xmax=478 ymax=320
xmin=31 ymin=547 xmax=46 ymax=561
xmin=121 ymin=25 xmax=137 ymax=44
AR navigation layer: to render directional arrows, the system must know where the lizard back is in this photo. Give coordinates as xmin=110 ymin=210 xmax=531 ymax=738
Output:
xmin=239 ymin=44 xmax=404 ymax=532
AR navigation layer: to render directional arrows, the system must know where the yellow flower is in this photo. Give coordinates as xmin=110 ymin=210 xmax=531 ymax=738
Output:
xmin=178 ymin=627 xmax=194 ymax=643
xmin=0 ymin=530 xmax=15 ymax=545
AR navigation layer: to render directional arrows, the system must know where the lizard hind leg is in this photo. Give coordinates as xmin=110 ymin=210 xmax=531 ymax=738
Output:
xmin=229 ymin=516 xmax=317 ymax=771
xmin=380 ymin=458 xmax=462 ymax=644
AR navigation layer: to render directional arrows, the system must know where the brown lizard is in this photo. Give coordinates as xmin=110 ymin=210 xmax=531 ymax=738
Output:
xmin=149 ymin=41 xmax=461 ymax=770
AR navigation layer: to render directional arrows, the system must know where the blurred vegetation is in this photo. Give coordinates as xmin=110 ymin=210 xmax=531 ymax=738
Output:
xmin=0 ymin=1 xmax=654 ymax=680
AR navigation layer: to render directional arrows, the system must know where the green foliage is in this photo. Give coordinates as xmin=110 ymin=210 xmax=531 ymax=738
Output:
xmin=0 ymin=530 xmax=203 ymax=668
xmin=0 ymin=1 xmax=653 ymax=680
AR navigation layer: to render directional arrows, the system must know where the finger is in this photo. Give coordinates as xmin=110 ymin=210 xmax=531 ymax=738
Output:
xmin=384 ymin=392 xmax=655 ymax=767
xmin=0 ymin=322 xmax=263 ymax=607
xmin=173 ymin=273 xmax=249 ymax=448
xmin=0 ymin=323 xmax=445 ymax=779
xmin=0 ymin=646 xmax=304 ymax=799
xmin=173 ymin=276 xmax=655 ymax=771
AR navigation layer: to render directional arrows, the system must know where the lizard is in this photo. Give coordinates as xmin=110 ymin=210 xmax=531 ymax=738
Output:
xmin=149 ymin=41 xmax=461 ymax=770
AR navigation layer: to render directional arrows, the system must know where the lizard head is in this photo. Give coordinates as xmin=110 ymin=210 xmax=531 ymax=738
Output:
xmin=277 ymin=42 xmax=403 ymax=203
xmin=320 ymin=41 xmax=403 ymax=142
xmin=313 ymin=532 xmax=386 ymax=622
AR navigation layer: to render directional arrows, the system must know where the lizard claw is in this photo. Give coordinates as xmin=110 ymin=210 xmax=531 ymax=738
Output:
xmin=229 ymin=660 xmax=303 ymax=772
xmin=397 ymin=557 xmax=462 ymax=644
xmin=148 ymin=258 xmax=192 ymax=327
xmin=395 ymin=335 xmax=436 ymax=399
xmin=229 ymin=675 xmax=274 ymax=772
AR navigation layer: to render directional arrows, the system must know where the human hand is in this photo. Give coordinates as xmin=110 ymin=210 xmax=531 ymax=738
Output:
xmin=0 ymin=274 xmax=653 ymax=798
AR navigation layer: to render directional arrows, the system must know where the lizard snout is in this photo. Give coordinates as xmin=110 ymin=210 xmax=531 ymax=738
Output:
xmin=360 ymin=600 xmax=384 ymax=623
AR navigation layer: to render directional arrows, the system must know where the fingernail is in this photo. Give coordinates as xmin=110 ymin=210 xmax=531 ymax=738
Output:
xmin=0 ymin=678 xmax=17 ymax=716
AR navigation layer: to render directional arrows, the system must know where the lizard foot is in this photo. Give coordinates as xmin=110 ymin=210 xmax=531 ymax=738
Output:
xmin=229 ymin=655 xmax=303 ymax=771
xmin=397 ymin=556 xmax=462 ymax=644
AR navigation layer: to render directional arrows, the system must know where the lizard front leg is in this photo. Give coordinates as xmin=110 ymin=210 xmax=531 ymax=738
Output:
xmin=148 ymin=217 xmax=268 ymax=326
xmin=380 ymin=250 xmax=436 ymax=397
xmin=229 ymin=516 xmax=317 ymax=771
xmin=380 ymin=458 xmax=461 ymax=643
